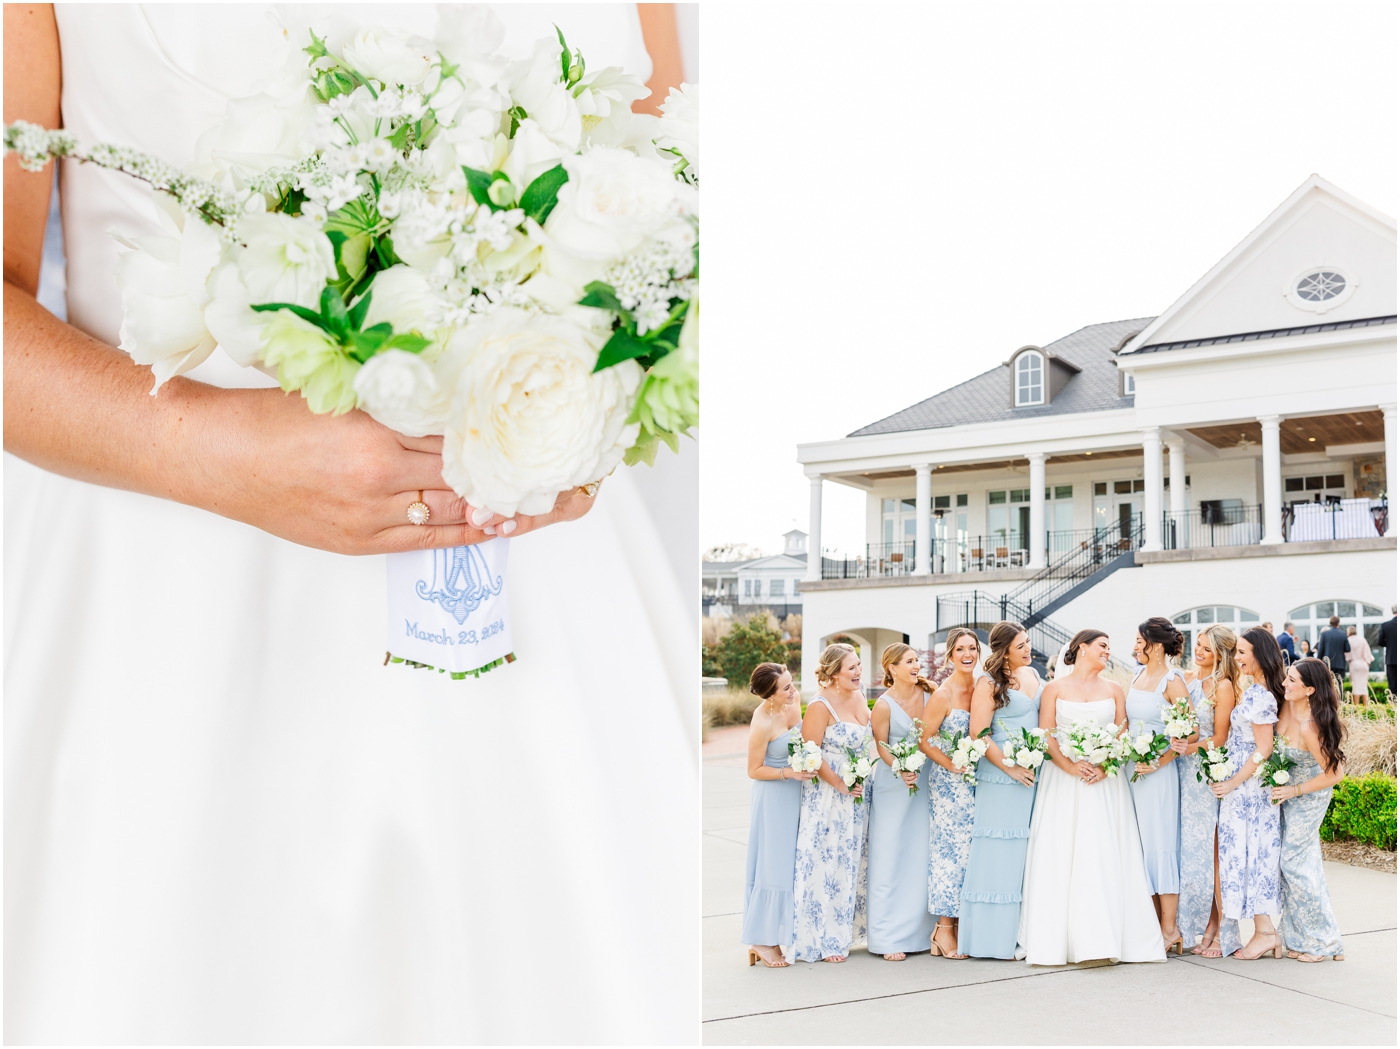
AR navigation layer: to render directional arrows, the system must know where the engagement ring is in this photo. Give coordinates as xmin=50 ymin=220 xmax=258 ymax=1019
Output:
xmin=578 ymin=480 xmax=602 ymax=497
xmin=407 ymin=492 xmax=430 ymax=526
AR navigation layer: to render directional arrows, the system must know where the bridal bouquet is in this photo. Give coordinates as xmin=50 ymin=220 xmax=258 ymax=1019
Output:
xmin=940 ymin=727 xmax=991 ymax=786
xmin=877 ymin=717 xmax=927 ymax=796
xmin=787 ymin=729 xmax=823 ymax=785
xmin=1057 ymin=721 xmax=1130 ymax=778
xmin=1195 ymin=743 xmax=1233 ymax=784
xmin=840 ymin=740 xmax=880 ymax=803
xmin=998 ymin=721 xmax=1049 ymax=773
xmin=1163 ymin=697 xmax=1200 ymax=740
xmin=1123 ymin=727 xmax=1172 ymax=782
xmin=5 ymin=11 xmax=699 ymax=679
xmin=1253 ymin=736 xmax=1297 ymax=803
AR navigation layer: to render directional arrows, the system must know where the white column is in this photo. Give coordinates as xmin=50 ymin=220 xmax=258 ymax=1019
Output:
xmin=1141 ymin=428 xmax=1163 ymax=551
xmin=1027 ymin=452 xmax=1047 ymax=568
xmin=1382 ymin=403 xmax=1397 ymax=538
xmin=1166 ymin=438 xmax=1186 ymax=515
xmin=1259 ymin=415 xmax=1284 ymax=545
xmin=914 ymin=463 xmax=932 ymax=575
xmin=805 ymin=475 xmax=823 ymax=580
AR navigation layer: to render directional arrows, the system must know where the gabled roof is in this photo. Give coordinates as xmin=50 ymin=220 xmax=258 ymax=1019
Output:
xmin=848 ymin=317 xmax=1152 ymax=437
xmin=737 ymin=554 xmax=807 ymax=571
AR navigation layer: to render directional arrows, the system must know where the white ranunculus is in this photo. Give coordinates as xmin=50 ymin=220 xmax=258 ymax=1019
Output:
xmin=112 ymin=207 xmax=224 ymax=392
xmin=236 ymin=212 xmax=337 ymax=308
xmin=1272 ymin=769 xmax=1290 ymax=785
xmin=574 ymin=67 xmax=650 ymax=147
xmin=342 ymin=26 xmax=435 ymax=86
xmin=506 ymin=38 xmax=581 ymax=151
xmin=353 ymin=349 xmax=450 ymax=437
xmin=656 ymin=83 xmax=699 ymax=178
xmin=362 ymin=265 xmax=441 ymax=335
xmin=440 ymin=309 xmax=640 ymax=517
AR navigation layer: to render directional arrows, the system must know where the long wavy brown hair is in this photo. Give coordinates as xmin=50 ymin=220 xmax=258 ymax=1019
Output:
xmin=984 ymin=620 xmax=1028 ymax=709
xmin=1291 ymin=658 xmax=1347 ymax=774
xmin=881 ymin=642 xmax=933 ymax=692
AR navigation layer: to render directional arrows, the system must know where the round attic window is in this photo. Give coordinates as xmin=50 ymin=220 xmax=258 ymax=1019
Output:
xmin=1285 ymin=264 xmax=1356 ymax=315
xmin=1295 ymin=271 xmax=1346 ymax=302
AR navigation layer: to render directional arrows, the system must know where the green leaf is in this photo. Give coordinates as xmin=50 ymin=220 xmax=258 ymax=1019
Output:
xmin=347 ymin=289 xmax=373 ymax=331
xmin=388 ymin=122 xmax=412 ymax=151
xmin=339 ymin=231 xmax=372 ymax=282
xmin=593 ymin=328 xmax=653 ymax=373
xmin=385 ymin=332 xmax=432 ymax=354
xmin=250 ymin=302 xmax=330 ymax=331
xmin=578 ymin=281 xmax=626 ymax=313
xmin=320 ymin=285 xmax=350 ymax=340
xmin=462 ymin=165 xmax=503 ymax=212
xmin=555 ymin=25 xmax=570 ymax=81
xmin=374 ymin=234 xmax=401 ymax=270
xmin=346 ymin=326 xmax=391 ymax=363
xmin=304 ymin=29 xmax=330 ymax=61
xmin=506 ymin=105 xmax=528 ymax=138
xmin=519 ymin=164 xmax=568 ymax=225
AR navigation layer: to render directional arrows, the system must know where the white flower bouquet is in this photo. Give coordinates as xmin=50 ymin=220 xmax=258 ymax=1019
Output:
xmin=840 ymin=739 xmax=880 ymax=804
xmin=786 ymin=728 xmax=822 ymax=785
xmin=998 ymin=721 xmax=1049 ymax=775
xmin=1253 ymin=735 xmax=1297 ymax=804
xmin=1057 ymin=721 xmax=1130 ymax=778
xmin=940 ymin=726 xmax=992 ymax=786
xmin=1123 ymin=726 xmax=1172 ymax=782
xmin=1163 ymin=697 xmax=1200 ymax=740
xmin=1195 ymin=743 xmax=1233 ymax=784
xmin=6 ymin=12 xmax=699 ymax=679
xmin=877 ymin=717 xmax=927 ymax=796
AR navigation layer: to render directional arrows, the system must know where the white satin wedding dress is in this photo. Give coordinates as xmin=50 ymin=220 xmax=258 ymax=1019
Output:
xmin=3 ymin=6 xmax=696 ymax=1043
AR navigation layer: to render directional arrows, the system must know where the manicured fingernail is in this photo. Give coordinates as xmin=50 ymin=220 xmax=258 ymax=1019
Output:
xmin=471 ymin=507 xmax=494 ymax=527
xmin=482 ymin=525 xmax=497 ymax=536
xmin=501 ymin=519 xmax=517 ymax=535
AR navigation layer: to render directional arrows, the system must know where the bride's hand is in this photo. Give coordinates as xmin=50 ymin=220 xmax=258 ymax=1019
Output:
xmin=1074 ymin=761 xmax=1101 ymax=783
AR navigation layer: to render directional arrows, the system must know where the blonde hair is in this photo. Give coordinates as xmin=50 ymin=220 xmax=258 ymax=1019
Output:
xmin=1198 ymin=624 xmax=1242 ymax=701
xmin=815 ymin=643 xmax=857 ymax=687
xmin=881 ymin=643 xmax=932 ymax=692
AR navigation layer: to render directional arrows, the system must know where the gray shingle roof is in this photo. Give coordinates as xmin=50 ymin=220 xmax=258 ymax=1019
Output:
xmin=848 ymin=317 xmax=1156 ymax=437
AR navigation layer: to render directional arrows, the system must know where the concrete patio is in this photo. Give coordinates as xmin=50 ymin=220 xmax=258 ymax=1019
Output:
xmin=703 ymin=726 xmax=1397 ymax=1045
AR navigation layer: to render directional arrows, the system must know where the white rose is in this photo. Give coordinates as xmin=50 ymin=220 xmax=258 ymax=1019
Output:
xmin=574 ymin=67 xmax=650 ymax=147
xmin=855 ymin=758 xmax=873 ymax=778
xmin=353 ymin=350 xmax=450 ymax=438
xmin=1135 ymin=733 xmax=1153 ymax=753
xmin=1272 ymin=769 xmax=1290 ymax=785
xmin=1016 ymin=750 xmax=1036 ymax=769
xmin=906 ymin=752 xmax=925 ymax=771
xmin=655 ymin=83 xmax=699 ymax=178
xmin=506 ymin=38 xmax=581 ymax=151
xmin=236 ymin=212 xmax=337 ymax=308
xmin=341 ymin=26 xmax=435 ymax=86
xmin=112 ymin=205 xmax=224 ymax=392
xmin=440 ymin=309 xmax=641 ymax=517
xmin=1087 ymin=748 xmax=1109 ymax=765
xmin=1210 ymin=763 xmax=1231 ymax=783
xmin=1027 ymin=751 xmax=1045 ymax=768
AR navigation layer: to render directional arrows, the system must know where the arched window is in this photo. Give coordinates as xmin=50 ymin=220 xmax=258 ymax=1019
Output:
xmin=1287 ymin=600 xmax=1388 ymax=671
xmin=1015 ymin=351 xmax=1044 ymax=406
xmin=1171 ymin=605 xmax=1261 ymax=667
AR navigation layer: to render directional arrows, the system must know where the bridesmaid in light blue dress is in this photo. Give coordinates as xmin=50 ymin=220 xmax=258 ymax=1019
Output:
xmin=865 ymin=644 xmax=937 ymax=960
xmin=959 ymin=621 xmax=1042 ymax=959
xmin=741 ymin=663 xmax=804 ymax=968
xmin=1273 ymin=659 xmax=1347 ymax=962
xmin=791 ymin=645 xmax=873 ymax=963
xmin=1126 ymin=617 xmax=1191 ymax=953
xmin=1172 ymin=624 xmax=1239 ymax=957
xmin=920 ymin=627 xmax=981 ymax=959
xmin=1212 ymin=628 xmax=1285 ymax=959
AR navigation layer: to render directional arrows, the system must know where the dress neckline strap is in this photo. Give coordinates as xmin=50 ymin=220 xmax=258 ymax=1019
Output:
xmin=809 ymin=694 xmax=867 ymax=727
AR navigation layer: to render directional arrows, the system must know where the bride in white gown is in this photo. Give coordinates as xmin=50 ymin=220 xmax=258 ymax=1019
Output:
xmin=3 ymin=5 xmax=696 ymax=1043
xmin=1018 ymin=630 xmax=1165 ymax=965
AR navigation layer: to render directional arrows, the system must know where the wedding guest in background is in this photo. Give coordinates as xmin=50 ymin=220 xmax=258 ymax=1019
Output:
xmin=1381 ymin=605 xmax=1397 ymax=695
xmin=1276 ymin=622 xmax=1297 ymax=664
xmin=920 ymin=628 xmax=981 ymax=959
xmin=791 ymin=645 xmax=872 ymax=963
xmin=1315 ymin=615 xmax=1349 ymax=696
xmin=1298 ymin=638 xmax=1313 ymax=659
xmin=1174 ymin=625 xmax=1239 ymax=957
xmin=1345 ymin=626 xmax=1372 ymax=706
xmin=1127 ymin=617 xmax=1190 ymax=952
xmin=742 ymin=663 xmax=804 ymax=968
xmin=1273 ymin=659 xmax=1347 ymax=963
xmin=1263 ymin=622 xmax=1274 ymax=636
xmin=866 ymin=645 xmax=937 ymax=961
xmin=1212 ymin=628 xmax=1285 ymax=959
xmin=958 ymin=622 xmax=1041 ymax=959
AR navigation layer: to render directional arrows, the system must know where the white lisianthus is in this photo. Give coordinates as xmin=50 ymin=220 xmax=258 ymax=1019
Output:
xmin=236 ymin=212 xmax=337 ymax=308
xmin=507 ymin=38 xmax=581 ymax=151
xmin=353 ymin=349 xmax=450 ymax=438
xmin=574 ymin=67 xmax=650 ymax=146
xmin=1272 ymin=769 xmax=1290 ymax=785
xmin=655 ymin=83 xmax=699 ymax=179
xmin=112 ymin=206 xmax=225 ymax=392
xmin=440 ymin=309 xmax=641 ymax=517
xmin=341 ymin=26 xmax=435 ymax=86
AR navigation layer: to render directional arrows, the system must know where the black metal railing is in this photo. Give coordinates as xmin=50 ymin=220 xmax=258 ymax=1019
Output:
xmin=821 ymin=535 xmax=1035 ymax=580
xmin=935 ymin=589 xmax=1133 ymax=672
xmin=1162 ymin=504 xmax=1262 ymax=550
xmin=1005 ymin=516 xmax=1144 ymax=624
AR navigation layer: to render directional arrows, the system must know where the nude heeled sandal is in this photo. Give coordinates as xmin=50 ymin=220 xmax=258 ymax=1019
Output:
xmin=747 ymin=946 xmax=789 ymax=968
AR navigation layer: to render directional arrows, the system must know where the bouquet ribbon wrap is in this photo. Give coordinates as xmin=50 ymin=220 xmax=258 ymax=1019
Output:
xmin=386 ymin=539 xmax=514 ymax=677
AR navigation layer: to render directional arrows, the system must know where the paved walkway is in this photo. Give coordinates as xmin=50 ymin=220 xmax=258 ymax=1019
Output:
xmin=703 ymin=725 xmax=1397 ymax=1045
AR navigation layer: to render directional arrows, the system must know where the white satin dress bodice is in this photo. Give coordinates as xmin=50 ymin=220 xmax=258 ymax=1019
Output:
xmin=4 ymin=7 xmax=692 ymax=1044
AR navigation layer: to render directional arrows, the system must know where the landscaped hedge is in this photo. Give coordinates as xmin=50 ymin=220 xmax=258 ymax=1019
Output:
xmin=1342 ymin=679 xmax=1394 ymax=705
xmin=1321 ymin=774 xmax=1397 ymax=851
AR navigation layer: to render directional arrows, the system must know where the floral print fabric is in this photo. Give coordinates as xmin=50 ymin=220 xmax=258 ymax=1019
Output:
xmin=1278 ymin=748 xmax=1344 ymax=957
xmin=927 ymin=708 xmax=976 ymax=918
xmin=1176 ymin=678 xmax=1219 ymax=947
xmin=1217 ymin=683 xmax=1281 ymax=956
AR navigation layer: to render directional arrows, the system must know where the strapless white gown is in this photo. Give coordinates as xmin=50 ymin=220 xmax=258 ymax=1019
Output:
xmin=1017 ymin=699 xmax=1165 ymax=965
xmin=3 ymin=6 xmax=696 ymax=1043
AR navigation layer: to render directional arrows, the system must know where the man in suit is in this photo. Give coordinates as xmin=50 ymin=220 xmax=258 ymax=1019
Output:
xmin=1315 ymin=615 xmax=1350 ymax=695
xmin=1276 ymin=623 xmax=1297 ymax=663
xmin=1380 ymin=605 xmax=1397 ymax=696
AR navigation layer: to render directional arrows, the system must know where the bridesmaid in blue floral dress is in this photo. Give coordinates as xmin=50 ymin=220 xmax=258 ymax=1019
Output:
xmin=1126 ymin=617 xmax=1191 ymax=952
xmin=1272 ymin=659 xmax=1347 ymax=962
xmin=958 ymin=621 xmax=1041 ymax=959
xmin=791 ymin=644 xmax=873 ymax=963
xmin=1172 ymin=624 xmax=1239 ymax=957
xmin=865 ymin=644 xmax=937 ymax=960
xmin=742 ymin=663 xmax=804 ymax=968
xmin=919 ymin=627 xmax=981 ymax=959
xmin=1211 ymin=628 xmax=1285 ymax=959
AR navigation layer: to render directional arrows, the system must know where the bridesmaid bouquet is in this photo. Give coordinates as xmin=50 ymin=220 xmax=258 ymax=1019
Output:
xmin=840 ymin=740 xmax=880 ymax=803
xmin=1253 ymin=736 xmax=1297 ymax=803
xmin=941 ymin=727 xmax=991 ymax=786
xmin=1057 ymin=721 xmax=1130 ymax=778
xmin=786 ymin=729 xmax=823 ymax=785
xmin=5 ymin=11 xmax=699 ymax=678
xmin=1163 ymin=697 xmax=1199 ymax=740
xmin=877 ymin=718 xmax=927 ymax=796
xmin=998 ymin=722 xmax=1049 ymax=772
xmin=1195 ymin=743 xmax=1233 ymax=784
xmin=1123 ymin=727 xmax=1172 ymax=782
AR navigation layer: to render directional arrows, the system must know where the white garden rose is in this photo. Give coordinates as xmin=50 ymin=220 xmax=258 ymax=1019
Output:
xmin=906 ymin=752 xmax=926 ymax=771
xmin=1135 ymin=733 xmax=1153 ymax=753
xmin=656 ymin=83 xmax=699 ymax=179
xmin=341 ymin=26 xmax=435 ymax=86
xmin=855 ymin=757 xmax=873 ymax=778
xmin=353 ymin=349 xmax=450 ymax=437
xmin=1016 ymin=749 xmax=1036 ymax=769
xmin=1210 ymin=763 xmax=1232 ymax=783
xmin=236 ymin=212 xmax=337 ymax=308
xmin=1272 ymin=769 xmax=1290 ymax=785
xmin=440 ymin=309 xmax=641 ymax=517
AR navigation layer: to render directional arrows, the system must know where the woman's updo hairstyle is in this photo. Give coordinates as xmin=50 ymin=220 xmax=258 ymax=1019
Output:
xmin=1064 ymin=628 xmax=1108 ymax=665
xmin=1138 ymin=616 xmax=1184 ymax=659
xmin=815 ymin=643 xmax=856 ymax=687
xmin=748 ymin=662 xmax=788 ymax=700
xmin=881 ymin=642 xmax=933 ymax=692
xmin=984 ymin=620 xmax=1027 ymax=709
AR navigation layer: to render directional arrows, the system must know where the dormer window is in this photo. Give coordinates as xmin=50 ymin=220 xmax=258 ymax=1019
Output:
xmin=1122 ymin=372 xmax=1135 ymax=396
xmin=1015 ymin=351 xmax=1044 ymax=406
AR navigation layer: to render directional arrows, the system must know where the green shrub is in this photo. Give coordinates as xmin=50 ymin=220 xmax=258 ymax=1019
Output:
xmin=1342 ymin=679 xmax=1393 ymax=704
xmin=1321 ymin=774 xmax=1397 ymax=851
xmin=714 ymin=613 xmax=790 ymax=691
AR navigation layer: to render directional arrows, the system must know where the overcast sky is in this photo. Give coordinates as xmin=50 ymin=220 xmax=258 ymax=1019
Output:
xmin=702 ymin=1 xmax=1397 ymax=558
